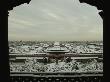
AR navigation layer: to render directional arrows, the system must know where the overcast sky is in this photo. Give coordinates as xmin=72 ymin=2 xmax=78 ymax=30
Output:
xmin=8 ymin=0 xmax=103 ymax=41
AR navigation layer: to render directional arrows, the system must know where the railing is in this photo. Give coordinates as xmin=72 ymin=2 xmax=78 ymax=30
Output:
xmin=10 ymin=71 xmax=103 ymax=75
xmin=9 ymin=53 xmax=103 ymax=57
xmin=10 ymin=71 xmax=103 ymax=82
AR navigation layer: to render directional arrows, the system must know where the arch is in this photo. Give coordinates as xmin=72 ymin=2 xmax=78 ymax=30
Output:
xmin=8 ymin=0 xmax=103 ymax=19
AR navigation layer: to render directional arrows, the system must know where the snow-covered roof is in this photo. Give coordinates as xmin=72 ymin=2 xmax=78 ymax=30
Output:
xmin=45 ymin=46 xmax=69 ymax=53
xmin=21 ymin=45 xmax=30 ymax=48
xmin=54 ymin=42 xmax=60 ymax=46
xmin=46 ymin=45 xmax=69 ymax=51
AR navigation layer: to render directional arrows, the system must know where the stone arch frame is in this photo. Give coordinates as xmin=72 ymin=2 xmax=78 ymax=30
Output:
xmin=8 ymin=0 xmax=103 ymax=19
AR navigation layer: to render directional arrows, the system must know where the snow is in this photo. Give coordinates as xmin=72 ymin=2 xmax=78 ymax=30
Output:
xmin=9 ymin=41 xmax=103 ymax=72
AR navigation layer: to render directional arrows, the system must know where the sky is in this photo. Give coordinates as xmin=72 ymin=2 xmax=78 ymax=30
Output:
xmin=8 ymin=0 xmax=103 ymax=41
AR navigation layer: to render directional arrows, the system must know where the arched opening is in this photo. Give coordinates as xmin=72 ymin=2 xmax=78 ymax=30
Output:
xmin=8 ymin=0 xmax=103 ymax=41
xmin=8 ymin=0 xmax=103 ymax=81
